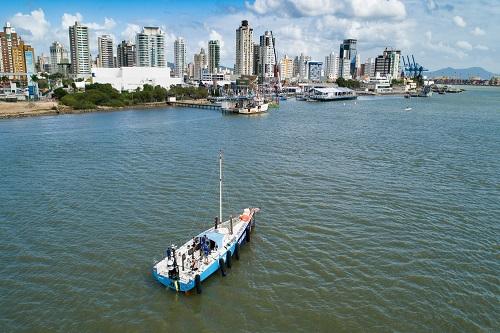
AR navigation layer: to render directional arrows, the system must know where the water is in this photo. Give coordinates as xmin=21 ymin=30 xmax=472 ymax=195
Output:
xmin=0 ymin=87 xmax=499 ymax=332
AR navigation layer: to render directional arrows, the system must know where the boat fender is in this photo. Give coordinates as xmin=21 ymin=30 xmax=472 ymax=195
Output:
xmin=174 ymin=280 xmax=179 ymax=292
xmin=219 ymin=258 xmax=226 ymax=277
xmin=195 ymin=274 xmax=202 ymax=294
xmin=235 ymin=243 xmax=240 ymax=260
xmin=226 ymin=251 xmax=232 ymax=268
xmin=245 ymin=226 xmax=251 ymax=243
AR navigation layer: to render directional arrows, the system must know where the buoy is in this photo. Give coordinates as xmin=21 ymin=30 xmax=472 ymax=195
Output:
xmin=235 ymin=242 xmax=240 ymax=260
xmin=195 ymin=274 xmax=201 ymax=294
xmin=219 ymin=258 xmax=226 ymax=276
xmin=245 ymin=226 xmax=251 ymax=243
xmin=226 ymin=251 xmax=232 ymax=268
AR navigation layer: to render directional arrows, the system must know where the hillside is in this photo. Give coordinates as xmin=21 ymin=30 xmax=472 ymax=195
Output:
xmin=426 ymin=67 xmax=497 ymax=79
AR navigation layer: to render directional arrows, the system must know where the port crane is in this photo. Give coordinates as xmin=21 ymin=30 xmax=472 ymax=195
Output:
xmin=402 ymin=55 xmax=428 ymax=79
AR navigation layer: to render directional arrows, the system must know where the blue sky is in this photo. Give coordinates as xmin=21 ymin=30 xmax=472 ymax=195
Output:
xmin=2 ymin=0 xmax=498 ymax=73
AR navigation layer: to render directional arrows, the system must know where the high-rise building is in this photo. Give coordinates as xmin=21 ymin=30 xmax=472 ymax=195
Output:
xmin=36 ymin=54 xmax=50 ymax=73
xmin=69 ymin=21 xmax=91 ymax=77
xmin=324 ymin=52 xmax=339 ymax=80
xmin=252 ymin=43 xmax=260 ymax=76
xmin=364 ymin=57 xmax=375 ymax=77
xmin=0 ymin=22 xmax=21 ymax=75
xmin=374 ymin=48 xmax=401 ymax=79
xmin=279 ymin=54 xmax=293 ymax=80
xmin=136 ymin=27 xmax=165 ymax=67
xmin=307 ymin=61 xmax=322 ymax=82
xmin=235 ymin=20 xmax=254 ymax=75
xmin=117 ymin=40 xmax=136 ymax=68
xmin=293 ymin=53 xmax=311 ymax=80
xmin=339 ymin=39 xmax=357 ymax=77
xmin=98 ymin=35 xmax=114 ymax=68
xmin=339 ymin=58 xmax=351 ymax=79
xmin=187 ymin=62 xmax=194 ymax=79
xmin=193 ymin=47 xmax=207 ymax=80
xmin=354 ymin=54 xmax=361 ymax=78
xmin=208 ymin=40 xmax=220 ymax=74
xmin=173 ymin=37 xmax=186 ymax=78
xmin=49 ymin=41 xmax=68 ymax=74
xmin=12 ymin=42 xmax=35 ymax=82
xmin=258 ymin=31 xmax=275 ymax=80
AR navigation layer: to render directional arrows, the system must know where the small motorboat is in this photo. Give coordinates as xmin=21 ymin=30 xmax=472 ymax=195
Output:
xmin=405 ymin=107 xmax=412 ymax=111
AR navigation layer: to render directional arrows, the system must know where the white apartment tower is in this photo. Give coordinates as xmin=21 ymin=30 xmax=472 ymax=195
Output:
xmin=136 ymin=27 xmax=165 ymax=67
xmin=293 ymin=53 xmax=311 ymax=80
xmin=98 ymin=35 xmax=114 ymax=68
xmin=258 ymin=31 xmax=275 ymax=80
xmin=324 ymin=52 xmax=339 ymax=80
xmin=68 ymin=21 xmax=90 ymax=77
xmin=208 ymin=40 xmax=220 ymax=74
xmin=235 ymin=20 xmax=254 ymax=75
xmin=193 ymin=48 xmax=207 ymax=80
xmin=364 ymin=57 xmax=375 ymax=77
xmin=279 ymin=54 xmax=293 ymax=80
xmin=49 ymin=41 xmax=68 ymax=74
xmin=174 ymin=37 xmax=186 ymax=78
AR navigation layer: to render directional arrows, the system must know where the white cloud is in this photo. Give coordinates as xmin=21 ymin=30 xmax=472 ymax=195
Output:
xmin=423 ymin=31 xmax=467 ymax=59
xmin=350 ymin=0 xmax=406 ymax=20
xmin=245 ymin=0 xmax=405 ymax=20
xmin=277 ymin=24 xmax=303 ymax=40
xmin=475 ymin=44 xmax=488 ymax=50
xmin=471 ymin=27 xmax=485 ymax=36
xmin=61 ymin=13 xmax=115 ymax=31
xmin=453 ymin=15 xmax=466 ymax=28
xmin=121 ymin=23 xmax=141 ymax=42
xmin=10 ymin=9 xmax=50 ymax=41
xmin=456 ymin=40 xmax=472 ymax=50
xmin=61 ymin=13 xmax=83 ymax=29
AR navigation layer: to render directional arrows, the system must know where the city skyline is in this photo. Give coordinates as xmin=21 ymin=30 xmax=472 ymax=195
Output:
xmin=0 ymin=0 xmax=498 ymax=72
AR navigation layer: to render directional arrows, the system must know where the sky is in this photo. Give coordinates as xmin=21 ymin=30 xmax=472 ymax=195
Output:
xmin=1 ymin=0 xmax=498 ymax=72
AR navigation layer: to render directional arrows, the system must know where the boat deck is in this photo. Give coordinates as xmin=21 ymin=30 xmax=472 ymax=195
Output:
xmin=155 ymin=218 xmax=249 ymax=283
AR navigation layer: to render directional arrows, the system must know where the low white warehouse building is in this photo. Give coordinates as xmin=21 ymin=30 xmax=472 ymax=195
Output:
xmin=91 ymin=67 xmax=183 ymax=91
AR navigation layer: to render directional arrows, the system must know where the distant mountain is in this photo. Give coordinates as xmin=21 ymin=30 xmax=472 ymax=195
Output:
xmin=426 ymin=67 xmax=497 ymax=79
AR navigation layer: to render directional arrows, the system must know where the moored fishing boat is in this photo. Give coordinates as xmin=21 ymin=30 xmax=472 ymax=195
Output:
xmin=152 ymin=152 xmax=260 ymax=294
xmin=221 ymin=97 xmax=269 ymax=114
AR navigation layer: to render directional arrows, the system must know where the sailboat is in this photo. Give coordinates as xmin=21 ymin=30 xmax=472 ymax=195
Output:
xmin=152 ymin=151 xmax=260 ymax=294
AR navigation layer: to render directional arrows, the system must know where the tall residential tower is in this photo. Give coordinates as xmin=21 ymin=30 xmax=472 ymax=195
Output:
xmin=69 ymin=21 xmax=91 ymax=77
xmin=98 ymin=35 xmax=114 ymax=68
xmin=117 ymin=40 xmax=136 ymax=67
xmin=173 ymin=37 xmax=186 ymax=78
xmin=258 ymin=31 xmax=275 ymax=80
xmin=136 ymin=27 xmax=165 ymax=67
xmin=235 ymin=20 xmax=254 ymax=75
xmin=208 ymin=40 xmax=220 ymax=74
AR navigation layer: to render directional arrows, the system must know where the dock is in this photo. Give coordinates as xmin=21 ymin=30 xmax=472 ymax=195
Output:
xmin=167 ymin=100 xmax=221 ymax=110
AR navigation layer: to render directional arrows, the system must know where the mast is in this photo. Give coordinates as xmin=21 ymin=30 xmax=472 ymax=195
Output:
xmin=219 ymin=150 xmax=223 ymax=224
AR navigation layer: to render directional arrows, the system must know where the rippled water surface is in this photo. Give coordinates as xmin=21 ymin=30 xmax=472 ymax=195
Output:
xmin=1 ymin=87 xmax=499 ymax=332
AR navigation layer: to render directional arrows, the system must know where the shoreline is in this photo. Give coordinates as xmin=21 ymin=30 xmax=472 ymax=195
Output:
xmin=0 ymin=101 xmax=207 ymax=120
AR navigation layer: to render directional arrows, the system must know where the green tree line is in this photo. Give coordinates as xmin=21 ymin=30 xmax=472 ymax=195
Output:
xmin=59 ymin=84 xmax=208 ymax=110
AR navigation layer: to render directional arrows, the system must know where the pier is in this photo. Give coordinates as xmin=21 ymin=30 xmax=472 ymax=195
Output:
xmin=167 ymin=100 xmax=221 ymax=110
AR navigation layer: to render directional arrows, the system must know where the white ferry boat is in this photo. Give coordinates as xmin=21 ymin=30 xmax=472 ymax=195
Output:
xmin=308 ymin=87 xmax=357 ymax=101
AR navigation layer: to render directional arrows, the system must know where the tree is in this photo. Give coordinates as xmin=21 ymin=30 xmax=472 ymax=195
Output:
xmin=53 ymin=88 xmax=67 ymax=100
